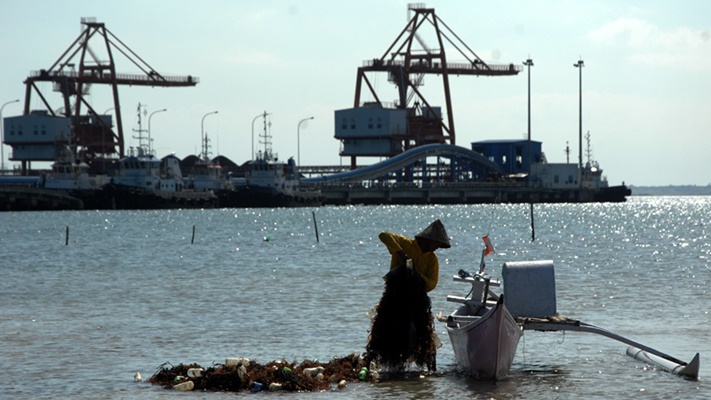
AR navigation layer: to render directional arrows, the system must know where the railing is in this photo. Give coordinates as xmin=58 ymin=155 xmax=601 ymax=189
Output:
xmin=362 ymin=58 xmax=522 ymax=73
xmin=28 ymin=70 xmax=199 ymax=84
xmin=306 ymin=180 xmax=531 ymax=191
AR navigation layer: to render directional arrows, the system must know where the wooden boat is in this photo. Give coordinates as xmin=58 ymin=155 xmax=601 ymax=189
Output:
xmin=441 ymin=249 xmax=700 ymax=381
xmin=444 ymin=272 xmax=522 ymax=380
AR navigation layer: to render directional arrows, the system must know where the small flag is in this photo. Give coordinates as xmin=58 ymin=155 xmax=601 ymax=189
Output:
xmin=483 ymin=235 xmax=496 ymax=257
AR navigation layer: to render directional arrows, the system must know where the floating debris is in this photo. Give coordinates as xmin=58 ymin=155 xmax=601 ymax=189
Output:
xmin=173 ymin=380 xmax=194 ymax=391
xmin=148 ymin=353 xmax=373 ymax=393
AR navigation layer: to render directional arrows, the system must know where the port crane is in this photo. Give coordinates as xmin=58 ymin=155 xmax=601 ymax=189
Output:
xmin=354 ymin=4 xmax=522 ymax=148
xmin=21 ymin=17 xmax=198 ymax=163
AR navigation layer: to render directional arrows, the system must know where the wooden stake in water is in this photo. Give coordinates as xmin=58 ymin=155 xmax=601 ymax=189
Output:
xmin=191 ymin=225 xmax=196 ymax=244
xmin=530 ymin=203 xmax=536 ymax=242
xmin=312 ymin=211 xmax=319 ymax=243
xmin=65 ymin=225 xmax=69 ymax=246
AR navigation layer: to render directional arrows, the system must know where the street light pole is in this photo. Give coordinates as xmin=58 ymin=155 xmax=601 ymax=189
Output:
xmin=148 ymin=108 xmax=167 ymax=156
xmin=251 ymin=111 xmax=269 ymax=160
xmin=201 ymin=110 xmax=218 ymax=161
xmin=573 ymin=59 xmax=584 ymax=187
xmin=523 ymin=58 xmax=535 ymax=241
xmin=1 ymin=99 xmax=20 ymax=173
xmin=297 ymin=116 xmax=314 ymax=168
xmin=523 ymin=58 xmax=534 ymax=175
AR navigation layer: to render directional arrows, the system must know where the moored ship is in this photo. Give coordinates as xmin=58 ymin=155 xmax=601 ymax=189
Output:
xmin=104 ymin=149 xmax=217 ymax=210
xmin=230 ymin=114 xmax=321 ymax=208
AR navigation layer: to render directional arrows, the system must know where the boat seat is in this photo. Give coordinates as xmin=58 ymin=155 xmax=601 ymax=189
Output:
xmin=449 ymin=314 xmax=482 ymax=322
xmin=447 ymin=295 xmax=497 ymax=307
xmin=452 ymin=275 xmax=501 ymax=287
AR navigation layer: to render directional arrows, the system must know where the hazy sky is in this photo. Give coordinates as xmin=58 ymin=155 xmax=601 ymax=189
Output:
xmin=1 ymin=0 xmax=709 ymax=186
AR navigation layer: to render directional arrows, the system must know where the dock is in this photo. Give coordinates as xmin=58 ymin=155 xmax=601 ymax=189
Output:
xmin=314 ymin=181 xmax=608 ymax=205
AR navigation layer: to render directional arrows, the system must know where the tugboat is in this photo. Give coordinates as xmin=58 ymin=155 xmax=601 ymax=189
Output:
xmin=232 ymin=114 xmax=321 ymax=208
xmin=104 ymin=148 xmax=217 ymax=209
xmin=184 ymin=127 xmax=238 ymax=207
xmin=42 ymin=145 xmax=112 ymax=209
xmin=103 ymin=105 xmax=217 ymax=209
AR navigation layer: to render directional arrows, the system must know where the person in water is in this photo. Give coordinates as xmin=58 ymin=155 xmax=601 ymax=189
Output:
xmin=378 ymin=219 xmax=451 ymax=292
xmin=366 ymin=219 xmax=451 ymax=372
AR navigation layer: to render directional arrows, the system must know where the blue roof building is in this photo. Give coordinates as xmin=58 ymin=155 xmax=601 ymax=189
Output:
xmin=471 ymin=139 xmax=543 ymax=176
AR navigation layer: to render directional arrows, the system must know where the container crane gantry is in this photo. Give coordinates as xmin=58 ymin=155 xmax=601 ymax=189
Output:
xmin=22 ymin=17 xmax=198 ymax=163
xmin=354 ymin=5 xmax=522 ymax=149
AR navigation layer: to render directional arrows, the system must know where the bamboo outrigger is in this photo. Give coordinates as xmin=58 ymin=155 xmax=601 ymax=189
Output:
xmin=520 ymin=317 xmax=700 ymax=380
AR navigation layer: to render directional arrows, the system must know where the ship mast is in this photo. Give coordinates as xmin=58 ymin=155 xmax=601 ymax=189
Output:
xmin=585 ymin=131 xmax=593 ymax=167
xmin=131 ymin=103 xmax=149 ymax=156
xmin=258 ymin=113 xmax=274 ymax=161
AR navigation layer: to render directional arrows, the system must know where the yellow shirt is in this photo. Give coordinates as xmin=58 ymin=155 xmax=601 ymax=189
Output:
xmin=378 ymin=232 xmax=439 ymax=292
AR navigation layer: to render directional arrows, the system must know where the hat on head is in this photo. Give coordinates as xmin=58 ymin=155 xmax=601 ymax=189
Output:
xmin=415 ymin=219 xmax=451 ymax=249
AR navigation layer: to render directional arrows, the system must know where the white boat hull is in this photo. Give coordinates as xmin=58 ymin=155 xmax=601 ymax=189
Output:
xmin=446 ymin=296 xmax=522 ymax=379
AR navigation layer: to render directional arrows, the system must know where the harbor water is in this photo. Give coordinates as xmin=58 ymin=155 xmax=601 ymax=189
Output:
xmin=0 ymin=197 xmax=709 ymax=399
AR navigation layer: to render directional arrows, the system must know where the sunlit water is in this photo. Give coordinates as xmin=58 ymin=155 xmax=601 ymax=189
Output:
xmin=1 ymin=197 xmax=709 ymax=399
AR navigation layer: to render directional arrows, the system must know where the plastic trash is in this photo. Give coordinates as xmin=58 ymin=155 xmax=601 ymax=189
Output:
xmin=303 ymin=366 xmax=325 ymax=376
xmin=173 ymin=381 xmax=194 ymax=391
xmin=225 ymin=357 xmax=250 ymax=366
xmin=358 ymin=367 xmax=368 ymax=380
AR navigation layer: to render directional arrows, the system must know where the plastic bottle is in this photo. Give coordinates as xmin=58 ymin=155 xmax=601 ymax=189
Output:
xmin=173 ymin=380 xmax=194 ymax=391
xmin=358 ymin=367 xmax=368 ymax=380
xmin=225 ymin=357 xmax=250 ymax=366
xmin=303 ymin=366 xmax=325 ymax=376
xmin=250 ymin=382 xmax=264 ymax=392
xmin=237 ymin=364 xmax=247 ymax=380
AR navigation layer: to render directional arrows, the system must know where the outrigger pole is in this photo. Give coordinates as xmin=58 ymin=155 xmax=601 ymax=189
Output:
xmin=522 ymin=319 xmax=700 ymax=380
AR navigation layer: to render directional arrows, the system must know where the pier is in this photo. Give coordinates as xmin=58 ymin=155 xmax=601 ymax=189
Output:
xmin=313 ymin=181 xmax=599 ymax=205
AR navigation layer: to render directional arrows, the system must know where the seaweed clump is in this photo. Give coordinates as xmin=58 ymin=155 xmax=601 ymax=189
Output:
xmin=148 ymin=353 xmax=373 ymax=393
xmin=364 ymin=265 xmax=437 ymax=372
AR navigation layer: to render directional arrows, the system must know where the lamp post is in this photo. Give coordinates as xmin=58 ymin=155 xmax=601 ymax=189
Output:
xmin=523 ymin=58 xmax=535 ymax=241
xmin=251 ymin=111 xmax=269 ymax=160
xmin=573 ymin=59 xmax=584 ymax=187
xmin=148 ymin=108 xmax=167 ymax=156
xmin=297 ymin=116 xmax=314 ymax=168
xmin=1 ymin=99 xmax=20 ymax=173
xmin=201 ymin=110 xmax=218 ymax=161
xmin=523 ymin=58 xmax=534 ymax=175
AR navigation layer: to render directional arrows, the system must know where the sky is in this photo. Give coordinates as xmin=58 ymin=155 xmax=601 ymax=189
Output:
xmin=1 ymin=0 xmax=709 ymax=186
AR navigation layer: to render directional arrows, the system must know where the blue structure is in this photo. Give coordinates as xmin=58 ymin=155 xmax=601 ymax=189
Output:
xmin=302 ymin=144 xmax=503 ymax=184
xmin=471 ymin=140 xmax=542 ymax=177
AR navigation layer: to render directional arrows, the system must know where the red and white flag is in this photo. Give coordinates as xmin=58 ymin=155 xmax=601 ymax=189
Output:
xmin=482 ymin=235 xmax=496 ymax=257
